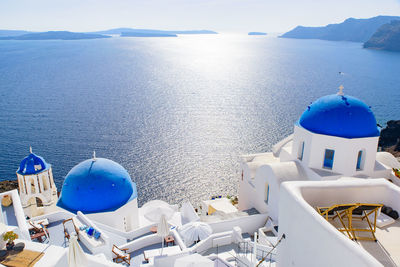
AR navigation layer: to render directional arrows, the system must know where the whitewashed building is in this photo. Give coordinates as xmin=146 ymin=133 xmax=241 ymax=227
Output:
xmin=238 ymin=87 xmax=400 ymax=223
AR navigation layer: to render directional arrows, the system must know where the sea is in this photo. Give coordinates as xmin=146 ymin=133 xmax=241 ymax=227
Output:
xmin=0 ymin=35 xmax=399 ymax=206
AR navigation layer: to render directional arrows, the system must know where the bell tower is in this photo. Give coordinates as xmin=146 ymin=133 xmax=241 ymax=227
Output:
xmin=16 ymin=147 xmax=58 ymax=218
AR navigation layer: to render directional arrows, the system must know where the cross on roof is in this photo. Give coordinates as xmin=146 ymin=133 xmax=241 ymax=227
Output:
xmin=337 ymin=85 xmax=344 ymax=96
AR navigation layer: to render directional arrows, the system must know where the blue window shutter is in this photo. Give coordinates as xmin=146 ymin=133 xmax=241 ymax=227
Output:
xmin=323 ymin=149 xmax=335 ymax=169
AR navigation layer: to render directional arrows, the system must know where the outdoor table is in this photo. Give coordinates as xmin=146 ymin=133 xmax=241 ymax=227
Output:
xmin=164 ymin=235 xmax=175 ymax=246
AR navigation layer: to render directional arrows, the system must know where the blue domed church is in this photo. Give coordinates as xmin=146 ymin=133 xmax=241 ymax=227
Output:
xmin=16 ymin=148 xmax=58 ymax=218
xmin=293 ymin=89 xmax=380 ymax=175
xmin=57 ymin=153 xmax=139 ymax=231
xmin=238 ymin=86 xmax=397 ymax=222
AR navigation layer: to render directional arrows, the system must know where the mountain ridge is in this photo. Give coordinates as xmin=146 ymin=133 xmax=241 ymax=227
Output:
xmin=280 ymin=16 xmax=400 ymax=42
xmin=364 ymin=20 xmax=400 ymax=51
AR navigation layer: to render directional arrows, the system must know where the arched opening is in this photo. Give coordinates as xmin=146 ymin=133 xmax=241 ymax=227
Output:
xmin=30 ymin=178 xmax=36 ymax=194
xmin=356 ymin=150 xmax=365 ymax=171
xmin=36 ymin=197 xmax=43 ymax=207
xmin=27 ymin=197 xmax=45 ymax=217
xmin=42 ymin=176 xmax=49 ymax=191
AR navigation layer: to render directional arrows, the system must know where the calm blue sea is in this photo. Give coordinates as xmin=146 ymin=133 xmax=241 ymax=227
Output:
xmin=0 ymin=35 xmax=399 ymax=206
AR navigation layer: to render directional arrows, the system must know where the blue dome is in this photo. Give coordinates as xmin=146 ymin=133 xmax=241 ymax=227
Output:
xmin=57 ymin=158 xmax=137 ymax=214
xmin=17 ymin=153 xmax=50 ymax=175
xmin=299 ymin=94 xmax=380 ymax=139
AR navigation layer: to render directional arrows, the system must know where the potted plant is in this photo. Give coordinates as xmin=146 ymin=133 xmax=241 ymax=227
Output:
xmin=3 ymin=231 xmax=18 ymax=250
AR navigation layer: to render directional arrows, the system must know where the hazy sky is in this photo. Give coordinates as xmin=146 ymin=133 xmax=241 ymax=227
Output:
xmin=1 ymin=0 xmax=400 ymax=33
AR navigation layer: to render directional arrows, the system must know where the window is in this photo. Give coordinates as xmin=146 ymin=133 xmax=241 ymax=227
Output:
xmin=265 ymin=183 xmax=270 ymax=204
xmin=356 ymin=150 xmax=363 ymax=170
xmin=298 ymin=141 xmax=305 ymax=161
xmin=323 ymin=149 xmax=335 ymax=169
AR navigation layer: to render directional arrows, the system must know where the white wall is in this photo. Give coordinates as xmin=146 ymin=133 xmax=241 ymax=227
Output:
xmin=208 ymin=214 xmax=268 ymax=234
xmin=239 ymin=157 xmax=307 ymax=223
xmin=7 ymin=190 xmax=30 ymax=240
xmin=94 ymin=219 xmax=156 ymax=241
xmin=190 ymin=231 xmax=233 ymax=254
xmin=292 ymin=125 xmax=379 ymax=177
xmin=86 ymin=198 xmax=138 ymax=232
xmin=77 ymin=211 xmax=112 ymax=259
xmin=238 ymin=161 xmax=256 ymax=211
xmin=154 ymin=252 xmax=189 ymax=267
xmin=276 ymin=179 xmax=399 ymax=267
xmin=120 ymin=233 xmax=167 ymax=252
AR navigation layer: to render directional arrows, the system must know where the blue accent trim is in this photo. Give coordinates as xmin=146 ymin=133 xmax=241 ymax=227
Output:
xmin=323 ymin=149 xmax=335 ymax=169
xmin=17 ymin=153 xmax=50 ymax=175
xmin=57 ymin=158 xmax=137 ymax=214
xmin=298 ymin=94 xmax=380 ymax=139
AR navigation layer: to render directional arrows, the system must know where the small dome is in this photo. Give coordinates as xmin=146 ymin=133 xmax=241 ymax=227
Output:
xmin=57 ymin=158 xmax=137 ymax=214
xmin=299 ymin=94 xmax=379 ymax=139
xmin=17 ymin=153 xmax=50 ymax=175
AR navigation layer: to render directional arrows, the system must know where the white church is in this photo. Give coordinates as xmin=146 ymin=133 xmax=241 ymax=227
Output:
xmin=16 ymin=147 xmax=58 ymax=218
xmin=238 ymin=86 xmax=400 ymax=223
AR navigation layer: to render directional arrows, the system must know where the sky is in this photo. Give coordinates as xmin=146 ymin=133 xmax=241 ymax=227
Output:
xmin=1 ymin=0 xmax=400 ymax=33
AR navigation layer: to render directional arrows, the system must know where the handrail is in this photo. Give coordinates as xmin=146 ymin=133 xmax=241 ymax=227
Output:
xmin=256 ymin=234 xmax=285 ymax=267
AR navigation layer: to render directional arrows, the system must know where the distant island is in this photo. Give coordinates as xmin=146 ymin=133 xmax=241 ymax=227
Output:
xmin=280 ymin=16 xmax=400 ymax=42
xmin=0 ymin=28 xmax=218 ymax=40
xmin=92 ymin=28 xmax=218 ymax=35
xmin=0 ymin=31 xmax=110 ymax=40
xmin=248 ymin=32 xmax=267 ymax=36
xmin=0 ymin=30 xmax=31 ymax=37
xmin=121 ymin=32 xmax=177 ymax=37
xmin=364 ymin=20 xmax=400 ymax=51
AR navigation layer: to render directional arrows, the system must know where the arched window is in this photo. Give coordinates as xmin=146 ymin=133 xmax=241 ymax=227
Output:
xmin=36 ymin=197 xmax=43 ymax=207
xmin=298 ymin=141 xmax=305 ymax=161
xmin=356 ymin=150 xmax=364 ymax=170
xmin=42 ymin=176 xmax=49 ymax=191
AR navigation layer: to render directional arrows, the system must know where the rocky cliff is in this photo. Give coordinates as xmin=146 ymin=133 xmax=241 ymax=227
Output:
xmin=364 ymin=20 xmax=400 ymax=51
xmin=281 ymin=16 xmax=400 ymax=42
xmin=379 ymin=120 xmax=400 ymax=157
